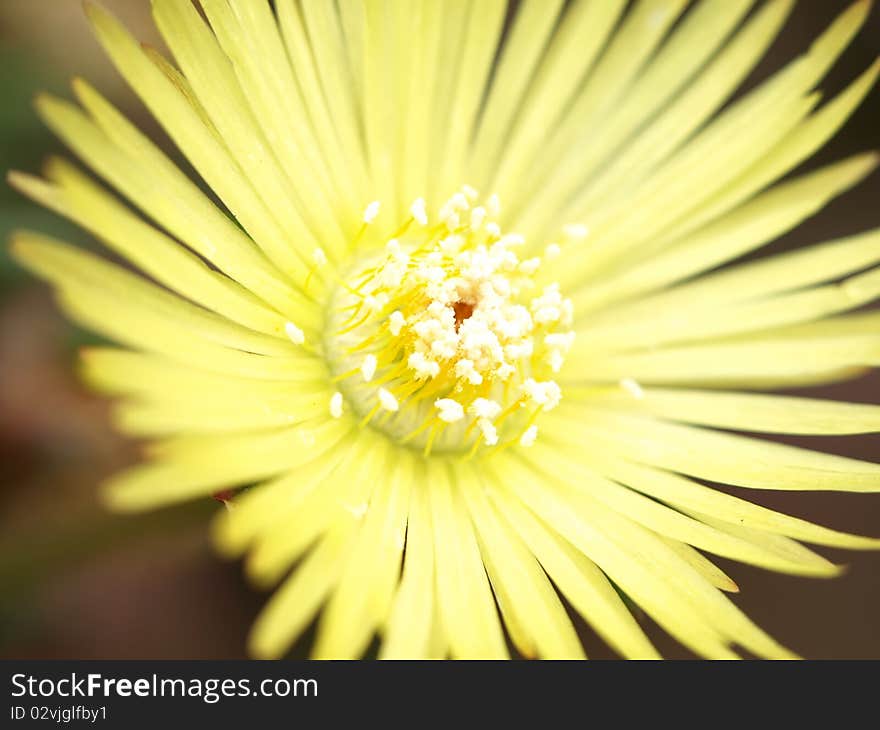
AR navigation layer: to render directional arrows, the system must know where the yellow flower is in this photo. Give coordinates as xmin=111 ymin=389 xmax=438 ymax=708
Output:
xmin=9 ymin=0 xmax=880 ymax=659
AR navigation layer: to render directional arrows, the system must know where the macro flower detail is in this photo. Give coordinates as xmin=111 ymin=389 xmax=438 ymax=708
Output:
xmin=325 ymin=193 xmax=573 ymax=454
xmin=8 ymin=0 xmax=880 ymax=659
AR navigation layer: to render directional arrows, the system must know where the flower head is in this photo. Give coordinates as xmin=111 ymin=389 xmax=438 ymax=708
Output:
xmin=326 ymin=191 xmax=572 ymax=454
xmin=8 ymin=0 xmax=880 ymax=659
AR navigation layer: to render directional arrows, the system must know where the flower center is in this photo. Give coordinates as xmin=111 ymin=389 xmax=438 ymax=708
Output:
xmin=452 ymin=301 xmax=474 ymax=330
xmin=319 ymin=188 xmax=574 ymax=456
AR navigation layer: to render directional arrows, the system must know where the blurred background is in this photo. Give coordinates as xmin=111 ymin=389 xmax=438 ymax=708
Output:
xmin=0 ymin=0 xmax=878 ymax=659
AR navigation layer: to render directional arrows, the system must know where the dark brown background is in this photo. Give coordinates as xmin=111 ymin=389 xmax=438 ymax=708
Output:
xmin=0 ymin=0 xmax=877 ymax=659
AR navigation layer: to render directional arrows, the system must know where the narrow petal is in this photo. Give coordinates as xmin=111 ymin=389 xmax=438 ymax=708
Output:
xmin=469 ymin=0 xmax=567 ymax=191
xmin=245 ymin=435 xmax=388 ymax=587
xmin=581 ymin=386 xmax=880 ymax=435
xmin=490 ymin=455 xmax=744 ymax=658
xmin=429 ymin=461 xmax=508 ymax=659
xmin=313 ymin=450 xmax=412 ymax=658
xmin=532 ymin=442 xmax=842 ymax=577
xmin=657 ymin=539 xmax=739 ymax=593
xmin=84 ymin=2 xmax=318 ymax=294
xmin=545 ymin=407 xmax=880 ymax=493
xmin=498 ymin=453 xmax=797 ymax=659
xmin=567 ymin=334 xmax=880 ymax=387
xmin=213 ymin=437 xmax=356 ymax=556
xmin=200 ymin=0 xmax=353 ymax=253
xmin=572 ymin=153 xmax=879 ymax=317
xmin=487 ymin=474 xmax=660 ymax=659
xmin=9 ymin=161 xmax=284 ymax=335
xmin=103 ymin=420 xmax=351 ymax=511
xmin=11 ymin=233 xmax=293 ymax=356
xmin=459 ymin=463 xmax=584 ymax=659
xmin=557 ymin=0 xmax=793 ymax=233
xmin=248 ymin=526 xmax=356 ymax=659
xmin=486 ymin=0 xmax=627 ymax=203
xmin=381 ymin=474 xmax=440 ymax=659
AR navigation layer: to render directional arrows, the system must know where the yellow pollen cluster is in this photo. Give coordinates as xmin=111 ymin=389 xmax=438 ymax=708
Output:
xmin=325 ymin=188 xmax=575 ymax=456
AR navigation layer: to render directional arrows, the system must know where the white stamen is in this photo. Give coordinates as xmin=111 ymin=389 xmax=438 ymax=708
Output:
xmin=487 ymin=194 xmax=501 ymax=218
xmin=499 ymin=233 xmax=525 ymax=248
xmin=389 ymin=310 xmax=406 ymax=336
xmin=329 ymin=186 xmax=574 ymax=454
xmin=434 ymin=398 xmax=465 ymax=423
xmin=477 ymin=418 xmax=498 ymax=446
xmin=522 ymin=378 xmax=562 ymax=411
xmin=620 ymin=377 xmax=645 ymax=400
xmin=284 ymin=321 xmax=305 ymax=345
xmin=454 ymin=359 xmax=483 ymax=385
xmin=532 ymin=284 xmax=568 ymax=325
xmin=470 ymin=206 xmax=486 ymax=230
xmin=439 ymin=234 xmax=464 ymax=253
xmin=410 ymin=197 xmax=428 ymax=225
xmin=378 ymin=387 xmax=399 ymax=412
xmin=545 ymin=331 xmax=575 ymax=373
xmin=563 ymin=223 xmax=589 ymax=239
xmin=363 ymin=200 xmax=381 ymax=224
xmin=408 ymin=351 xmax=441 ymax=379
xmin=329 ymin=391 xmax=344 ymax=418
xmin=545 ymin=332 xmax=575 ymax=350
xmin=485 ymin=222 xmax=501 ymax=238
xmin=361 ymin=354 xmax=378 ymax=382
xmin=560 ymin=299 xmax=574 ymax=328
xmin=519 ymin=425 xmax=538 ymax=447
xmin=450 ymin=192 xmax=469 ymax=211
xmin=364 ymin=293 xmax=389 ymax=313
xmin=469 ymin=398 xmax=502 ymax=420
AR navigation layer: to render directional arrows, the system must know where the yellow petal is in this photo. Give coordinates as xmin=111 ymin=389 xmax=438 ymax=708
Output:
xmin=280 ymin=0 xmax=369 ymax=207
xmin=580 ymin=455 xmax=880 ymax=551
xmin=248 ymin=525 xmax=355 ymax=659
xmin=546 ymin=407 xmax=880 ymax=493
xmin=487 ymin=475 xmax=660 ymax=659
xmin=469 ymin=0 xmax=567 ymax=191
xmin=85 ymin=1 xmax=317 ymax=294
xmin=573 ymin=154 xmax=879 ymax=317
xmin=199 ymin=0 xmax=351 ymax=253
xmin=428 ymin=460 xmax=508 ymax=659
xmin=534 ymin=441 xmax=842 ymax=577
xmin=381 ymin=474 xmax=440 ymax=659
xmin=313 ymin=450 xmax=412 ymax=659
xmin=515 ymin=0 xmax=750 ymax=232
xmin=656 ymin=538 xmax=739 ymax=593
xmin=103 ymin=420 xmax=350 ymax=511
xmin=213 ymin=435 xmax=357 ymax=557
xmin=561 ymin=0 xmax=793 ymax=228
xmin=245 ymin=434 xmax=388 ymax=588
xmin=568 ymin=333 xmax=880 ymax=387
xmin=490 ymin=455 xmax=742 ymax=658
xmin=584 ymin=386 xmax=880 ymax=436
xmin=459 ymin=463 xmax=584 ymax=659
xmin=487 ymin=0 xmax=627 ymax=203
xmin=11 ymin=232 xmax=293 ymax=356
xmin=499 ymin=453 xmax=796 ymax=659
xmin=10 ymin=161 xmax=284 ymax=335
